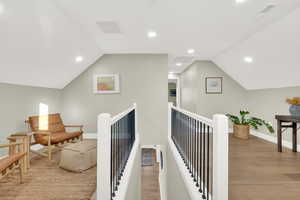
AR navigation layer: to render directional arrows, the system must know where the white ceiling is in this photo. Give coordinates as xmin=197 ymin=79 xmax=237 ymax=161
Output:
xmin=0 ymin=0 xmax=299 ymax=89
xmin=214 ymin=5 xmax=300 ymax=90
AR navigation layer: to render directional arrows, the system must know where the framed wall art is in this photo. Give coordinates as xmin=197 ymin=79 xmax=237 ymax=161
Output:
xmin=205 ymin=77 xmax=223 ymax=94
xmin=93 ymin=74 xmax=120 ymax=94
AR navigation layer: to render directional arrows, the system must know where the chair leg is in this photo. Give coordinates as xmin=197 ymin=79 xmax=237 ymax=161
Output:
xmin=48 ymin=135 xmax=52 ymax=161
xmin=19 ymin=162 xmax=24 ymax=184
xmin=48 ymin=146 xmax=52 ymax=161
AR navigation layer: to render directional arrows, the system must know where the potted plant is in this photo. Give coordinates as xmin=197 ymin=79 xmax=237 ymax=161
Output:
xmin=226 ymin=111 xmax=274 ymax=139
xmin=286 ymin=97 xmax=300 ymax=116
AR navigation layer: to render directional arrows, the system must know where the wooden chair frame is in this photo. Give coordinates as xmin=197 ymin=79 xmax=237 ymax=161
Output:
xmin=0 ymin=142 xmax=26 ymax=183
xmin=25 ymin=121 xmax=83 ymax=161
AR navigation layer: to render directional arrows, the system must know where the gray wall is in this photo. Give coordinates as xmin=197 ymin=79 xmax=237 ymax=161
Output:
xmin=0 ymin=83 xmax=61 ymax=156
xmin=166 ymin=144 xmax=191 ymax=200
xmin=61 ymin=54 xmax=168 ymax=145
xmin=247 ymin=86 xmax=300 ymax=142
xmin=180 ymin=61 xmax=247 ymax=119
xmin=180 ymin=60 xmax=300 ymax=143
xmin=125 ymin=148 xmax=141 ymax=200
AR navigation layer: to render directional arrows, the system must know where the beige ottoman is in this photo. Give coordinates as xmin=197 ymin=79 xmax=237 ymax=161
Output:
xmin=59 ymin=140 xmax=97 ymax=172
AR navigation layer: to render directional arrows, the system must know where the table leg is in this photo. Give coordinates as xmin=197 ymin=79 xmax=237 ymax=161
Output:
xmin=293 ymin=122 xmax=297 ymax=152
xmin=8 ymin=138 xmax=17 ymax=156
xmin=277 ymin=120 xmax=282 ymax=152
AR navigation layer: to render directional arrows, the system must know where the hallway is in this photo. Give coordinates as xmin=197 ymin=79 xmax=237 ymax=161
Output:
xmin=230 ymin=135 xmax=300 ymax=200
xmin=141 ymin=149 xmax=161 ymax=200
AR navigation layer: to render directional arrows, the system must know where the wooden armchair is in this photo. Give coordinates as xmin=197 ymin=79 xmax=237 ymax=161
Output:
xmin=0 ymin=142 xmax=26 ymax=183
xmin=25 ymin=113 xmax=83 ymax=160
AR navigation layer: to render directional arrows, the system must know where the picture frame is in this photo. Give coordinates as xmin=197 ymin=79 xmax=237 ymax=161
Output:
xmin=93 ymin=74 xmax=120 ymax=94
xmin=205 ymin=77 xmax=223 ymax=94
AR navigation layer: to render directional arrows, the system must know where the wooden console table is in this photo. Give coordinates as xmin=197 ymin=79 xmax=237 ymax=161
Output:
xmin=275 ymin=115 xmax=300 ymax=152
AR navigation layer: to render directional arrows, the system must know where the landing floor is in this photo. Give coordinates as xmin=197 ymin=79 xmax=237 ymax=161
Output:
xmin=230 ymin=135 xmax=300 ymax=200
xmin=0 ymin=145 xmax=96 ymax=200
xmin=141 ymin=149 xmax=160 ymax=200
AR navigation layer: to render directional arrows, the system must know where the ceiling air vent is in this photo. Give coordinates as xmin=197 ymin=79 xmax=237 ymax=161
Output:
xmin=173 ymin=56 xmax=194 ymax=64
xmin=97 ymin=21 xmax=122 ymax=34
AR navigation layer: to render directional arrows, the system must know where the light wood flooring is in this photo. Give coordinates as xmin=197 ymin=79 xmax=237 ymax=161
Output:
xmin=0 ymin=146 xmax=96 ymax=200
xmin=141 ymin=149 xmax=161 ymax=200
xmin=230 ymin=135 xmax=300 ymax=200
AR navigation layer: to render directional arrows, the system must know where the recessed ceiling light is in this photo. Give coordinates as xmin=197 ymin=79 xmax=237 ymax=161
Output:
xmin=76 ymin=56 xmax=83 ymax=63
xmin=147 ymin=31 xmax=157 ymax=38
xmin=176 ymin=62 xmax=183 ymax=67
xmin=235 ymin=0 xmax=246 ymax=4
xmin=187 ymin=49 xmax=195 ymax=54
xmin=244 ymin=56 xmax=253 ymax=63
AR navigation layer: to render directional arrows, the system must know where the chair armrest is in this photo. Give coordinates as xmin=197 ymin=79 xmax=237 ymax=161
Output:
xmin=0 ymin=142 xmax=25 ymax=148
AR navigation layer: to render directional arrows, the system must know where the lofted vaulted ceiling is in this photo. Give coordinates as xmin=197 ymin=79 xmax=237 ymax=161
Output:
xmin=0 ymin=0 xmax=299 ymax=89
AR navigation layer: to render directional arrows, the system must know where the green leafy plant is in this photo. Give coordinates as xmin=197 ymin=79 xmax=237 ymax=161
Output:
xmin=226 ymin=111 xmax=274 ymax=133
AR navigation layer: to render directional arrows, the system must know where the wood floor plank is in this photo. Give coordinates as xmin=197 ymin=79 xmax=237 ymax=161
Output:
xmin=141 ymin=149 xmax=160 ymax=200
xmin=230 ymin=135 xmax=300 ymax=200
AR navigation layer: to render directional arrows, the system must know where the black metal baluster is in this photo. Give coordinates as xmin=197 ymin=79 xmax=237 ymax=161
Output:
xmin=207 ymin=126 xmax=210 ymax=200
xmin=202 ymin=124 xmax=207 ymax=199
xmin=117 ymin=121 xmax=120 ymax=187
xmin=194 ymin=119 xmax=197 ymax=180
xmin=192 ymin=118 xmax=194 ymax=177
xmin=199 ymin=122 xmax=203 ymax=193
xmin=189 ymin=116 xmax=191 ymax=171
xmin=196 ymin=121 xmax=199 ymax=187
xmin=185 ymin=115 xmax=188 ymax=168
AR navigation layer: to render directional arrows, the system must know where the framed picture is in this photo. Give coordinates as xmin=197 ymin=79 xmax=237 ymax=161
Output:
xmin=93 ymin=74 xmax=120 ymax=94
xmin=205 ymin=77 xmax=223 ymax=94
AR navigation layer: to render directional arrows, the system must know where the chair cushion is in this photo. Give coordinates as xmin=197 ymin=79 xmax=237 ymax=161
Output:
xmin=29 ymin=113 xmax=66 ymax=133
xmin=0 ymin=152 xmax=26 ymax=173
xmin=35 ymin=131 xmax=83 ymax=146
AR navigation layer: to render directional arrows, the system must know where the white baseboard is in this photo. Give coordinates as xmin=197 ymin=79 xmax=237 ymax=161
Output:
xmin=230 ymin=128 xmax=300 ymax=152
xmin=141 ymin=144 xmax=159 ymax=149
xmin=250 ymin=130 xmax=300 ymax=152
xmin=83 ymin=133 xmax=97 ymax=139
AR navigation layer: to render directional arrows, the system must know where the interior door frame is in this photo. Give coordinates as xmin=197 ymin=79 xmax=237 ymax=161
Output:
xmin=168 ymin=74 xmax=181 ymax=108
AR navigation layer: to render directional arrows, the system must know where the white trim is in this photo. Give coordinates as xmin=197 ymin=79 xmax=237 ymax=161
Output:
xmin=83 ymin=133 xmax=97 ymax=139
xmin=97 ymin=103 xmax=138 ymax=200
xmin=168 ymin=105 xmax=228 ymax=200
xmin=111 ymin=104 xmax=136 ymax=124
xmin=97 ymin=113 xmax=111 ymax=200
xmin=171 ymin=105 xmax=213 ymax=126
xmin=212 ymin=114 xmax=228 ymax=200
xmin=114 ymin=135 xmax=140 ymax=200
xmin=93 ymin=74 xmax=120 ymax=94
xmin=141 ymin=144 xmax=158 ymax=149
xmin=168 ymin=75 xmax=181 ymax=107
xmin=168 ymin=138 xmax=205 ymax=200
xmin=250 ymin=129 xmax=300 ymax=152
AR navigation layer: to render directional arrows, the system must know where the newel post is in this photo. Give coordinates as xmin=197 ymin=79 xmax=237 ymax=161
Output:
xmin=97 ymin=113 xmax=112 ymax=200
xmin=212 ymin=114 xmax=228 ymax=200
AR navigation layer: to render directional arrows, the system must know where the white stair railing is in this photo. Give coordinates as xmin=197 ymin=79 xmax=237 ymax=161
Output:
xmin=97 ymin=103 xmax=139 ymax=200
xmin=168 ymin=103 xmax=228 ymax=200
